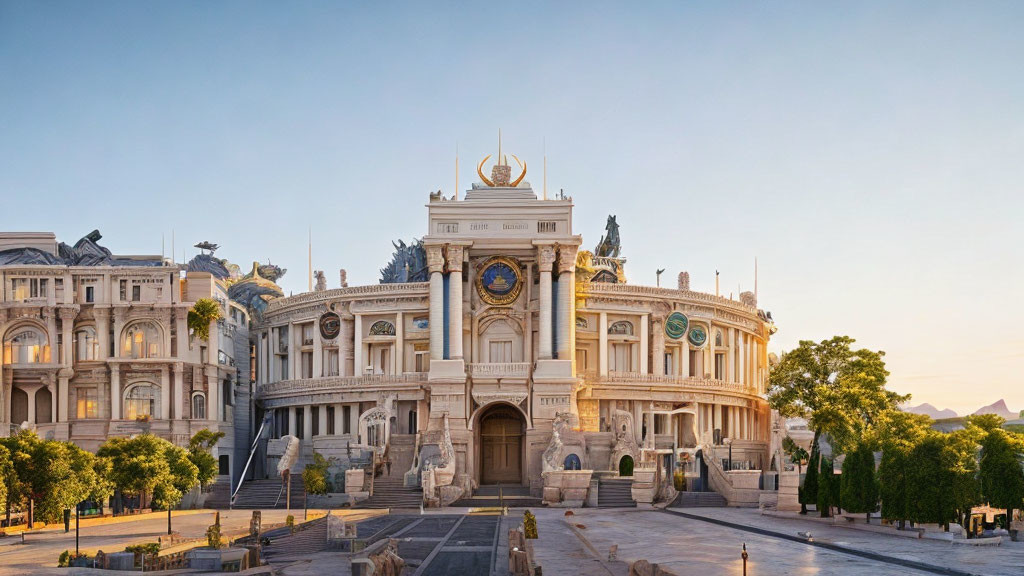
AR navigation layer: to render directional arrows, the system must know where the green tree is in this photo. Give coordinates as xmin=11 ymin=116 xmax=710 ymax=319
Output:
xmin=188 ymin=429 xmax=225 ymax=488
xmin=979 ymin=427 xmax=1024 ymax=531
xmin=768 ymin=336 xmax=905 ymax=456
xmin=187 ymin=298 xmax=222 ymax=342
xmin=906 ymin=433 xmax=956 ymax=527
xmin=968 ymin=414 xmax=1006 ymax=433
xmin=0 ymin=443 xmax=12 ymax=522
xmin=841 ymin=441 xmax=878 ymax=523
xmin=1 ymin=431 xmax=97 ymax=524
xmin=98 ymin=435 xmax=173 ymax=512
xmin=799 ymin=445 xmax=820 ymax=515
xmin=946 ymin=426 xmax=983 ymax=531
xmin=782 ymin=436 xmax=808 ymax=476
xmin=302 ymin=452 xmax=331 ymax=496
xmin=876 ymin=410 xmax=930 ymax=529
xmin=816 ymin=456 xmax=835 ymax=518
xmin=152 ymin=444 xmax=198 ymax=511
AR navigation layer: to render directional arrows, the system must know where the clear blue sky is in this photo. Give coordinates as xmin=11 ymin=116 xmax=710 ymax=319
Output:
xmin=2 ymin=2 xmax=1022 ymax=414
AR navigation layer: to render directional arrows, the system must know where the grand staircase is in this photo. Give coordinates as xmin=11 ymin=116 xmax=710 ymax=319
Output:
xmin=672 ymin=491 xmax=727 ymax=507
xmin=353 ymin=476 xmax=423 ymax=510
xmin=452 ymin=484 xmax=543 ymax=508
xmin=597 ymin=477 xmax=636 ymax=508
xmin=202 ymin=480 xmax=232 ymax=509
xmin=230 ymin=477 xmax=306 ymax=509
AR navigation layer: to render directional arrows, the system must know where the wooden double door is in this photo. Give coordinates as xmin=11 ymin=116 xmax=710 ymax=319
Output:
xmin=480 ymin=405 xmax=524 ymax=484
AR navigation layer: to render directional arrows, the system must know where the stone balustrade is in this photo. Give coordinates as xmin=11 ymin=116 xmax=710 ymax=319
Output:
xmin=468 ymin=362 xmax=531 ymax=379
xmin=257 ymin=372 xmax=428 ymax=399
xmin=590 ymin=372 xmax=754 ymax=395
xmin=583 ymin=282 xmax=760 ymax=315
xmin=263 ymin=282 xmax=429 ymax=313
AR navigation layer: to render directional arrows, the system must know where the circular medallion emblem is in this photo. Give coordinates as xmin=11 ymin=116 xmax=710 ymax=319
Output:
xmin=687 ymin=325 xmax=708 ymax=348
xmin=665 ymin=312 xmax=689 ymax=340
xmin=319 ymin=312 xmax=341 ymax=340
xmin=476 ymin=256 xmax=523 ymax=306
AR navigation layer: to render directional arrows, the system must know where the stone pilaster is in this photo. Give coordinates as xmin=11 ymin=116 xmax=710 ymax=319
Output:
xmin=340 ymin=311 xmax=355 ymax=377
xmin=445 ymin=246 xmax=464 ymax=360
xmin=652 ymin=316 xmax=665 ymax=376
xmin=109 ymin=364 xmax=121 ymax=420
xmin=426 ymin=244 xmax=445 ymax=361
xmin=537 ymin=245 xmax=555 ymax=360
xmin=556 ymin=247 xmax=576 ymax=361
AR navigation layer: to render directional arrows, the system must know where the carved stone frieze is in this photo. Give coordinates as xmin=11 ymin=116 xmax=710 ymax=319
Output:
xmin=471 ymin=390 xmax=527 ymax=408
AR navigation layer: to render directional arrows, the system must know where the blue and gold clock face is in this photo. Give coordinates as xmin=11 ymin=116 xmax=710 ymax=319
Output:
xmin=476 ymin=257 xmax=523 ymax=306
xmin=688 ymin=325 xmax=708 ymax=348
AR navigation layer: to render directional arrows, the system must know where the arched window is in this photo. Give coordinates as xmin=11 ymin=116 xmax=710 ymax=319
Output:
xmin=564 ymin=453 xmax=582 ymax=471
xmin=608 ymin=321 xmax=634 ymax=336
xmin=369 ymin=321 xmax=396 ymax=336
xmin=715 ymin=330 xmax=723 ymax=347
xmin=3 ymin=325 xmax=48 ymax=364
xmin=192 ymin=392 xmax=207 ymax=420
xmin=76 ymin=327 xmax=99 ymax=362
xmin=122 ymin=321 xmax=162 ymax=359
xmin=124 ymin=383 xmax=160 ymax=420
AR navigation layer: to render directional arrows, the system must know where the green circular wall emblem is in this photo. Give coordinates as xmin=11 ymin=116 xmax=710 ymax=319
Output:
xmin=688 ymin=325 xmax=708 ymax=348
xmin=665 ymin=312 xmax=688 ymax=340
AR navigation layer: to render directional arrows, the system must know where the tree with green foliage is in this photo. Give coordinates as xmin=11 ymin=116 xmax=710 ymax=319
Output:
xmin=979 ymin=426 xmax=1024 ymax=532
xmin=153 ymin=444 xmax=198 ymax=511
xmin=1 ymin=431 xmax=97 ymax=524
xmin=768 ymin=336 xmax=905 ymax=458
xmin=946 ymin=425 xmax=983 ymax=531
xmin=782 ymin=436 xmax=808 ymax=476
xmin=98 ymin=434 xmax=173 ymax=512
xmin=799 ymin=445 xmax=819 ymax=515
xmin=905 ymin=433 xmax=956 ymax=527
xmin=187 ymin=298 xmax=222 ymax=342
xmin=841 ymin=441 xmax=878 ymax=523
xmin=302 ymin=452 xmax=331 ymax=495
xmin=816 ymin=456 xmax=836 ymax=518
xmin=0 ymin=443 xmax=12 ymax=523
xmin=876 ymin=410 xmax=931 ymax=529
xmin=188 ymin=429 xmax=226 ymax=488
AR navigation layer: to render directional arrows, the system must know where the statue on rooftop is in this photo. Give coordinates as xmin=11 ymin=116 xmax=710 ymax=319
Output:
xmin=380 ymin=239 xmax=428 ymax=283
xmin=314 ymin=270 xmax=327 ymax=292
xmin=595 ymin=215 xmax=621 ymax=258
xmin=228 ymin=261 xmax=285 ymax=320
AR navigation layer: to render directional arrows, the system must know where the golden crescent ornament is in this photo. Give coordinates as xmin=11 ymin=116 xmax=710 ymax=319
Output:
xmin=510 ymin=154 xmax=527 ymax=187
xmin=477 ymin=154 xmax=495 ymax=187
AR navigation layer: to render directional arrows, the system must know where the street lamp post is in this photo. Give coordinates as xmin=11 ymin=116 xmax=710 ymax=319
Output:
xmin=75 ymin=503 xmax=80 ymax=556
xmin=742 ymin=543 xmax=748 ymax=576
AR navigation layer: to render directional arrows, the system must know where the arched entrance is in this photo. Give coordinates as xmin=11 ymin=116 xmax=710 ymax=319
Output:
xmin=10 ymin=387 xmax=28 ymax=424
xmin=479 ymin=404 xmax=525 ymax=485
xmin=618 ymin=455 xmax=634 ymax=477
xmin=35 ymin=387 xmax=52 ymax=424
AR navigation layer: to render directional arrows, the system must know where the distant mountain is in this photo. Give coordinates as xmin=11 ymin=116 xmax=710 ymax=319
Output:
xmin=903 ymin=403 xmax=958 ymax=419
xmin=972 ymin=399 xmax=1019 ymax=420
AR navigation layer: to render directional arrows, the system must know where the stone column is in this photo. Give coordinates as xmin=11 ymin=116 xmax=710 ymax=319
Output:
xmin=110 ymin=364 xmax=121 ymax=420
xmin=48 ymin=376 xmax=57 ymax=423
xmin=426 ymin=245 xmax=445 ymax=361
xmin=395 ymin=312 xmax=404 ymax=374
xmin=94 ymin=308 xmax=111 ymax=360
xmin=598 ymin=312 xmax=608 ymax=376
xmin=318 ymin=404 xmax=328 ymax=437
xmin=681 ymin=337 xmax=690 ymax=377
xmin=556 ymin=247 xmax=575 ymax=362
xmin=207 ymin=369 xmax=219 ymax=422
xmin=446 ymin=246 xmax=464 ymax=360
xmin=303 ymin=405 xmax=313 ymax=440
xmin=537 ymin=245 xmax=555 ymax=360
xmin=739 ymin=332 xmax=746 ymax=387
xmin=57 ymin=373 xmax=69 ymax=422
xmin=173 ymin=363 xmax=184 ymax=420
xmin=112 ymin=308 xmax=125 ymax=358
xmin=160 ymin=366 xmax=171 ymax=420
xmin=639 ymin=314 xmax=649 ymax=374
xmin=288 ymin=406 xmax=297 ymax=437
xmin=652 ymin=316 xmax=665 ymax=376
xmin=59 ymin=308 xmax=75 ymax=365
xmin=341 ymin=312 xmax=355 ymax=377
xmin=313 ymin=322 xmax=323 ymax=378
xmin=334 ymin=403 xmax=343 ymax=436
xmin=27 ymin=387 xmax=37 ymax=424
xmin=353 ymin=314 xmax=363 ymax=375
xmin=289 ymin=322 xmax=298 ymax=380
xmin=45 ymin=310 xmax=58 ymax=364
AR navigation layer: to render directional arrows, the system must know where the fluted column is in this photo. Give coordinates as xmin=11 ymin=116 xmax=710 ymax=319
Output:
xmin=556 ymin=247 xmax=575 ymax=362
xmin=173 ymin=363 xmax=184 ymax=419
xmin=303 ymin=405 xmax=313 ymax=440
xmin=598 ymin=312 xmax=608 ymax=376
xmin=340 ymin=312 xmax=354 ymax=377
xmin=446 ymin=246 xmax=464 ymax=360
xmin=426 ymin=245 xmax=445 ymax=361
xmin=537 ymin=245 xmax=555 ymax=360
xmin=334 ymin=403 xmax=343 ymax=436
xmin=652 ymin=316 xmax=665 ymax=376
xmin=110 ymin=364 xmax=121 ymax=420
xmin=318 ymin=405 xmax=328 ymax=437
xmin=288 ymin=406 xmax=297 ymax=436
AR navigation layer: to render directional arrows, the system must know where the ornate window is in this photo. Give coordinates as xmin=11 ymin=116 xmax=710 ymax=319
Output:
xmin=369 ymin=320 xmax=396 ymax=336
xmin=123 ymin=383 xmax=160 ymax=420
xmin=192 ymin=392 xmax=207 ymax=420
xmin=608 ymin=321 xmax=634 ymax=336
xmin=122 ymin=321 xmax=162 ymax=359
xmin=76 ymin=327 xmax=99 ymax=362
xmin=3 ymin=325 xmax=49 ymax=364
xmin=76 ymin=387 xmax=98 ymax=419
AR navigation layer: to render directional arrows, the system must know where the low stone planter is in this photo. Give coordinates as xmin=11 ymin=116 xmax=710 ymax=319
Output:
xmin=542 ymin=470 xmax=593 ymax=507
xmin=187 ymin=547 xmax=251 ymax=572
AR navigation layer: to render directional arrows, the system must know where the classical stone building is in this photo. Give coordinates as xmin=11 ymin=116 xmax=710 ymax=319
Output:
xmin=249 ymin=150 xmax=777 ymax=506
xmin=0 ymin=231 xmax=254 ymax=491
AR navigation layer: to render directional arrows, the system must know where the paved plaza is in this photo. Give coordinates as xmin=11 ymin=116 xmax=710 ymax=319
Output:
xmin=3 ymin=507 xmax=1023 ymax=575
